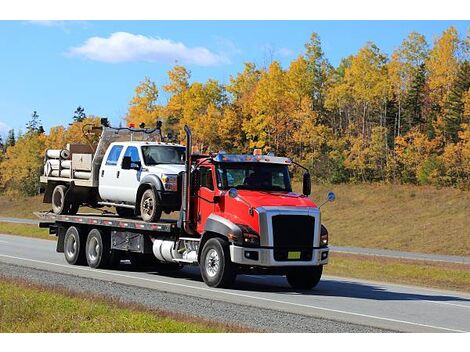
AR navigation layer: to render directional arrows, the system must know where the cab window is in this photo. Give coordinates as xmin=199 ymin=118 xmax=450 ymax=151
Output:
xmin=123 ymin=146 xmax=141 ymax=167
xmin=199 ymin=167 xmax=214 ymax=191
xmin=105 ymin=145 xmax=123 ymax=166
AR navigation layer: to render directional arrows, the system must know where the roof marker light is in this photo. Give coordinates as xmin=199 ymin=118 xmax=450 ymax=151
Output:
xmin=253 ymin=149 xmax=262 ymax=156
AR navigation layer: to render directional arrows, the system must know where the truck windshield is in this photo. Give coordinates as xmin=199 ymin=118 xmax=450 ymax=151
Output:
xmin=141 ymin=146 xmax=185 ymax=165
xmin=216 ymin=162 xmax=292 ymax=192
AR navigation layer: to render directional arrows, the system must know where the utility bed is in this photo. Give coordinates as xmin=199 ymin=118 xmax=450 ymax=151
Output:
xmin=35 ymin=211 xmax=179 ymax=234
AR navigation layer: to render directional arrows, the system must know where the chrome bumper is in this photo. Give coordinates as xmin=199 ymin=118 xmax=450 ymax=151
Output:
xmin=230 ymin=245 xmax=329 ymax=267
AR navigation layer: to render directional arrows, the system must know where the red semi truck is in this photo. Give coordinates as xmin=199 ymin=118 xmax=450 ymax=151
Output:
xmin=38 ymin=125 xmax=335 ymax=289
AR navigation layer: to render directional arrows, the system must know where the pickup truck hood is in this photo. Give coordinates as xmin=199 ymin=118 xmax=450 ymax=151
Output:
xmin=235 ymin=190 xmax=317 ymax=208
xmin=145 ymin=164 xmax=185 ymax=175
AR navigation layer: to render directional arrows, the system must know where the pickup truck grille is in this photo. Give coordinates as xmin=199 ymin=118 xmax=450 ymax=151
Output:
xmin=272 ymin=214 xmax=315 ymax=261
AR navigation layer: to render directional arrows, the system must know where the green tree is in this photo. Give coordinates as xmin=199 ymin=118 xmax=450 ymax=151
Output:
xmin=73 ymin=106 xmax=86 ymax=123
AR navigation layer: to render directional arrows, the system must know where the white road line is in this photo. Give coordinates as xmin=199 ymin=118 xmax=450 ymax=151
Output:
xmin=424 ymin=300 xmax=470 ymax=309
xmin=0 ymin=254 xmax=468 ymax=333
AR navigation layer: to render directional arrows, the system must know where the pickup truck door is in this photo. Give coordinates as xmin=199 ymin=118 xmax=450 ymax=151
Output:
xmin=98 ymin=144 xmax=124 ymax=201
xmin=117 ymin=146 xmax=142 ymax=203
xmin=196 ymin=166 xmax=216 ymax=234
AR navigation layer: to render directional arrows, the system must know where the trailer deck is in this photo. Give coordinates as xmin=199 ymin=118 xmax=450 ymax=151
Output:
xmin=35 ymin=212 xmax=179 ymax=234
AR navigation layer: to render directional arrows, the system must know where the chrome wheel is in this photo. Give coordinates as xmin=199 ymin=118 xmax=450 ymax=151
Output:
xmin=65 ymin=234 xmax=77 ymax=258
xmin=205 ymin=248 xmax=220 ymax=278
xmin=142 ymin=196 xmax=154 ymax=216
xmin=87 ymin=236 xmax=100 ymax=263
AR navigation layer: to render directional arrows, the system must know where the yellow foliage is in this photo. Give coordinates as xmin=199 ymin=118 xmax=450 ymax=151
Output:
xmin=125 ymin=77 xmax=160 ymax=128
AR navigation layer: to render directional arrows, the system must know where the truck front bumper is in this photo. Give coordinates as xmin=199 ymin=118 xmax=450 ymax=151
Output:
xmin=230 ymin=245 xmax=329 ymax=267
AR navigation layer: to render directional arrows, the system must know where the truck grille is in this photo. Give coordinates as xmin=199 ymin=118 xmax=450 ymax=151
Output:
xmin=272 ymin=215 xmax=315 ymax=261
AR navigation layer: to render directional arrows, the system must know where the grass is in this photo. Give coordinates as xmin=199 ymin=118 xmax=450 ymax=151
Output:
xmin=0 ymin=223 xmax=51 ymax=240
xmin=0 ymin=276 xmax=249 ymax=333
xmin=325 ymin=253 xmax=470 ymax=293
xmin=306 ymin=183 xmax=470 ymax=257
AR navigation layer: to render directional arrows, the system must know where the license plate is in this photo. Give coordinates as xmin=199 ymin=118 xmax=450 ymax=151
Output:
xmin=288 ymin=251 xmax=301 ymax=260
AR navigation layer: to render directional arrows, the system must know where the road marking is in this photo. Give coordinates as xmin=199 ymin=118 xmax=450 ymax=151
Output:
xmin=424 ymin=300 xmax=470 ymax=309
xmin=0 ymin=254 xmax=468 ymax=333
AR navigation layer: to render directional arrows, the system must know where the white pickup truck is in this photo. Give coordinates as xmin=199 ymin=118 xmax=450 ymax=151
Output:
xmin=40 ymin=123 xmax=185 ymax=222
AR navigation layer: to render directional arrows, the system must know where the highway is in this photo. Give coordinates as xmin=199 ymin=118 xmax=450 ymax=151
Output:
xmin=0 ymin=233 xmax=469 ymax=333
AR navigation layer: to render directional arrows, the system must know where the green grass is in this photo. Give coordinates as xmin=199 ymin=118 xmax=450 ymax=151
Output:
xmin=0 ymin=277 xmax=247 ymax=332
xmin=305 ymin=183 xmax=470 ymax=257
xmin=0 ymin=223 xmax=51 ymax=240
xmin=325 ymin=253 xmax=470 ymax=293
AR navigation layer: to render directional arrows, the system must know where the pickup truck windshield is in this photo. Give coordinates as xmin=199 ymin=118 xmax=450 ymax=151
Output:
xmin=141 ymin=146 xmax=185 ymax=165
xmin=216 ymin=162 xmax=292 ymax=192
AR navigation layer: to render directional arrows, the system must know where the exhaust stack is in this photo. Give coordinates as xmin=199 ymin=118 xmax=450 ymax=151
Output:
xmin=182 ymin=125 xmax=195 ymax=235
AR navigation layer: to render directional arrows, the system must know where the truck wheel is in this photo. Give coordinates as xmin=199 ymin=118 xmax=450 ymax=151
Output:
xmin=286 ymin=266 xmax=323 ymax=290
xmin=64 ymin=226 xmax=86 ymax=265
xmin=200 ymin=238 xmax=236 ymax=288
xmin=140 ymin=189 xmax=162 ymax=223
xmin=116 ymin=207 xmax=134 ymax=218
xmin=85 ymin=228 xmax=111 ymax=269
xmin=68 ymin=202 xmax=80 ymax=215
xmin=52 ymin=185 xmax=68 ymax=214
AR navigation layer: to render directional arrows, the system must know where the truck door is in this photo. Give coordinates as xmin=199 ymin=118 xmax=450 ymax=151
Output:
xmin=196 ymin=166 xmax=216 ymax=233
xmin=98 ymin=144 xmax=124 ymax=201
xmin=117 ymin=146 xmax=142 ymax=203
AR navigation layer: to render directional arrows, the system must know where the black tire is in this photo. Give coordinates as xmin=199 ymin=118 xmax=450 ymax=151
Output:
xmin=52 ymin=185 xmax=68 ymax=215
xmin=200 ymin=238 xmax=236 ymax=288
xmin=286 ymin=266 xmax=323 ymax=290
xmin=68 ymin=201 xmax=80 ymax=215
xmin=64 ymin=226 xmax=86 ymax=265
xmin=85 ymin=228 xmax=111 ymax=269
xmin=140 ymin=189 xmax=162 ymax=223
xmin=116 ymin=207 xmax=134 ymax=218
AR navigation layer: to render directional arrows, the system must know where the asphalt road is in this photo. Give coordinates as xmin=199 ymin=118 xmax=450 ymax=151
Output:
xmin=2 ymin=216 xmax=469 ymax=264
xmin=0 ymin=233 xmax=469 ymax=332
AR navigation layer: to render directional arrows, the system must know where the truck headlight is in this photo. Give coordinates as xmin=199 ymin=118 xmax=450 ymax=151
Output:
xmin=161 ymin=174 xmax=178 ymax=192
xmin=243 ymin=233 xmax=260 ymax=247
xmin=320 ymin=225 xmax=328 ymax=247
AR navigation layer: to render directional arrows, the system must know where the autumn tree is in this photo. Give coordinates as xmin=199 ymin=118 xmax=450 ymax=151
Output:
xmin=163 ymin=66 xmax=191 ymax=128
xmin=125 ymin=77 xmax=160 ymax=128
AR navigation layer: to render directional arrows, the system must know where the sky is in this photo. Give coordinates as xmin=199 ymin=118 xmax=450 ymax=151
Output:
xmin=0 ymin=20 xmax=469 ymax=139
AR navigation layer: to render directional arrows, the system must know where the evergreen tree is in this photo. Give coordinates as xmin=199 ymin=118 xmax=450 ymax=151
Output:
xmin=442 ymin=61 xmax=470 ymax=142
xmin=403 ymin=63 xmax=427 ymax=132
xmin=6 ymin=129 xmax=15 ymax=148
xmin=26 ymin=111 xmax=42 ymax=134
xmin=73 ymin=106 xmax=86 ymax=122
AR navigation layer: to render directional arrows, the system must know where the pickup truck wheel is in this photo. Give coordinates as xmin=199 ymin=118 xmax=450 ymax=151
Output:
xmin=286 ymin=266 xmax=323 ymax=290
xmin=64 ymin=226 xmax=86 ymax=265
xmin=200 ymin=238 xmax=236 ymax=288
xmin=85 ymin=228 xmax=110 ymax=269
xmin=116 ymin=207 xmax=134 ymax=218
xmin=52 ymin=185 xmax=68 ymax=215
xmin=140 ymin=189 xmax=162 ymax=223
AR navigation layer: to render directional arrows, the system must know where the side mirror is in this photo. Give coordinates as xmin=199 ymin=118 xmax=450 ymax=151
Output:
xmin=132 ymin=161 xmax=141 ymax=170
xmin=302 ymin=172 xmax=311 ymax=196
xmin=228 ymin=188 xmax=238 ymax=198
xmin=327 ymin=191 xmax=336 ymax=202
xmin=122 ymin=156 xmax=131 ymax=170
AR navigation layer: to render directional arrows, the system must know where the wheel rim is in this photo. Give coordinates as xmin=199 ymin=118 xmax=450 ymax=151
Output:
xmin=205 ymin=249 xmax=220 ymax=278
xmin=53 ymin=189 xmax=63 ymax=210
xmin=65 ymin=235 xmax=77 ymax=259
xmin=142 ymin=195 xmax=154 ymax=216
xmin=88 ymin=236 xmax=100 ymax=262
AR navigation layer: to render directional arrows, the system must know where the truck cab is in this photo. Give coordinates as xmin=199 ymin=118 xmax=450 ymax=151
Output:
xmin=99 ymin=141 xmax=185 ymax=221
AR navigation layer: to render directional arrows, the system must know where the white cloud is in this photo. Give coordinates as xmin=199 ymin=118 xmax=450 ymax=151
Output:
xmin=276 ymin=47 xmax=293 ymax=57
xmin=67 ymin=32 xmax=228 ymax=66
xmin=0 ymin=121 xmax=10 ymax=135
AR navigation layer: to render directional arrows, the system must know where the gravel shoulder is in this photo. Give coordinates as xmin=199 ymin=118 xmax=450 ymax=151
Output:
xmin=0 ymin=262 xmax=391 ymax=333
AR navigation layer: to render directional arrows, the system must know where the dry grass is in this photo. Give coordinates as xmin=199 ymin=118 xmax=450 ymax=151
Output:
xmin=0 ymin=276 xmax=252 ymax=333
xmin=325 ymin=252 xmax=470 ymax=293
xmin=305 ymin=183 xmax=470 ymax=257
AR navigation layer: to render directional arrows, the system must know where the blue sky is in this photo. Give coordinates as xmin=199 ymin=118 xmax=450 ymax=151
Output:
xmin=0 ymin=20 xmax=469 ymax=139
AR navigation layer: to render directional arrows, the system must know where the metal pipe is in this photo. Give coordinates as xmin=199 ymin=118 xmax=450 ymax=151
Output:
xmin=182 ymin=125 xmax=195 ymax=235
